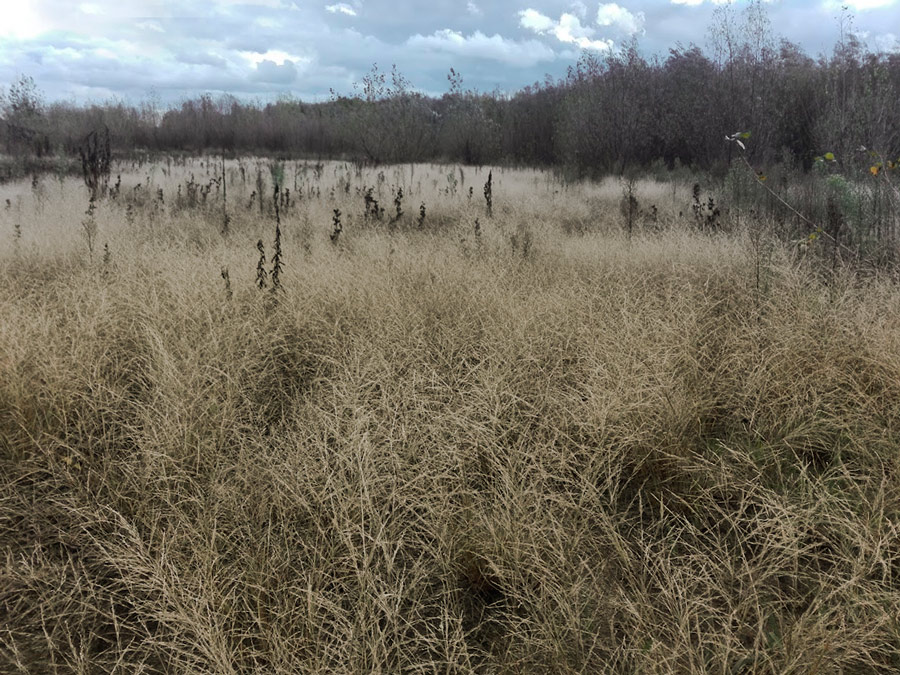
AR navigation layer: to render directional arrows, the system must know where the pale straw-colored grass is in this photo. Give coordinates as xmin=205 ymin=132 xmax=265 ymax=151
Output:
xmin=1 ymin=161 xmax=899 ymax=672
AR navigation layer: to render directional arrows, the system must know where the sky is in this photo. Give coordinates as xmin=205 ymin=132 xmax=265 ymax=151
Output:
xmin=0 ymin=0 xmax=898 ymax=106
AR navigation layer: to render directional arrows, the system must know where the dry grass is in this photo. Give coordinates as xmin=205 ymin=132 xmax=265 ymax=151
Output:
xmin=1 ymin=161 xmax=900 ymax=673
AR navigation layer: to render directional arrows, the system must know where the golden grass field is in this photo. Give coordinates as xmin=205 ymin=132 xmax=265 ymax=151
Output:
xmin=1 ymin=160 xmax=900 ymax=673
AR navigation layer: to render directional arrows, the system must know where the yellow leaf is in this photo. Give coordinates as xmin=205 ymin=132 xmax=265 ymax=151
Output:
xmin=824 ymin=152 xmax=835 ymax=162
xmin=870 ymin=166 xmax=880 ymax=176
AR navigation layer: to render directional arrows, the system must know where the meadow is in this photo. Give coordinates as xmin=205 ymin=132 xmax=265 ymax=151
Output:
xmin=2 ymin=158 xmax=900 ymax=673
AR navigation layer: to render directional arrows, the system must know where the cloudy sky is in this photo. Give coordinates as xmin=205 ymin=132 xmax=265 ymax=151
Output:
xmin=0 ymin=0 xmax=898 ymax=106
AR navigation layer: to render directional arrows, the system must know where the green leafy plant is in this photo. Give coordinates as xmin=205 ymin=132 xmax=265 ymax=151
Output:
xmin=726 ymin=133 xmax=856 ymax=256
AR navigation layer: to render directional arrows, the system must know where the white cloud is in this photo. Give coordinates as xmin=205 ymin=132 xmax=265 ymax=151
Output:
xmin=255 ymin=16 xmax=282 ymax=28
xmin=253 ymin=59 xmax=298 ymax=83
xmin=407 ymin=29 xmax=557 ymax=66
xmin=556 ymin=13 xmax=596 ymax=41
xmin=827 ymin=0 xmax=898 ymax=9
xmin=239 ymin=47 xmax=312 ymax=83
xmin=519 ymin=8 xmax=613 ymax=51
xmin=596 ymin=3 xmax=645 ymax=35
xmin=0 ymin=3 xmax=46 ymax=39
xmin=557 ymin=13 xmax=613 ymax=49
xmin=569 ymin=1 xmax=589 ymax=19
xmin=176 ymin=50 xmax=227 ymax=67
xmin=325 ymin=3 xmax=357 ymax=16
xmin=240 ymin=49 xmax=306 ymax=66
xmin=670 ymin=0 xmax=734 ymax=5
xmin=874 ymin=32 xmax=900 ymax=52
xmin=217 ymin=0 xmax=287 ymax=6
xmin=79 ymin=3 xmax=103 ymax=15
xmin=519 ymin=8 xmax=556 ymax=32
xmin=136 ymin=21 xmax=165 ymax=33
xmin=466 ymin=1 xmax=482 ymax=16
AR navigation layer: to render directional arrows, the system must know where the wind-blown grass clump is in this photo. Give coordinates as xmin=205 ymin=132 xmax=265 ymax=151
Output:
xmin=0 ymin=162 xmax=899 ymax=673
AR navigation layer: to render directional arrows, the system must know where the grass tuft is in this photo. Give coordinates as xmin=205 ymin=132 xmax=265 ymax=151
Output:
xmin=1 ymin=161 xmax=899 ymax=672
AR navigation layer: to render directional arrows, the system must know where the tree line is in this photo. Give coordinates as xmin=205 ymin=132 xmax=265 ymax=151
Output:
xmin=2 ymin=4 xmax=899 ymax=178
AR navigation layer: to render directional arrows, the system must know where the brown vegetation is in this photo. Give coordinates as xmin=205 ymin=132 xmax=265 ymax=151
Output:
xmin=1 ymin=160 xmax=900 ymax=672
xmin=2 ymin=4 xmax=899 ymax=181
